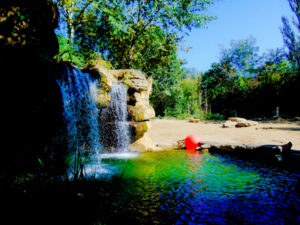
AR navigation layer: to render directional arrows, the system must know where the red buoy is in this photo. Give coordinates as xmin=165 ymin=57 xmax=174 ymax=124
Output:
xmin=184 ymin=134 xmax=202 ymax=150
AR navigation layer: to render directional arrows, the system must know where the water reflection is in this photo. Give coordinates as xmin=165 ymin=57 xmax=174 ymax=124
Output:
xmin=98 ymin=150 xmax=299 ymax=225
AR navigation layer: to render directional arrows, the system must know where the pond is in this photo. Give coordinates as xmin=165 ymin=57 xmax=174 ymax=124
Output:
xmin=88 ymin=150 xmax=300 ymax=225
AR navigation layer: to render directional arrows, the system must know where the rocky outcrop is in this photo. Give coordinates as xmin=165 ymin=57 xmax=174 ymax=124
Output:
xmin=175 ymin=138 xmax=294 ymax=162
xmin=86 ymin=60 xmax=156 ymax=151
xmin=2 ymin=0 xmax=63 ymax=174
xmin=130 ymin=133 xmax=157 ymax=152
xmin=222 ymin=120 xmax=237 ymax=128
xmin=204 ymin=141 xmax=294 ymax=162
xmin=128 ymin=105 xmax=155 ymax=122
xmin=223 ymin=117 xmax=258 ymax=128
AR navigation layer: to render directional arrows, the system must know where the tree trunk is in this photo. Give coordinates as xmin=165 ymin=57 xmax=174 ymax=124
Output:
xmin=205 ymin=89 xmax=208 ymax=114
xmin=199 ymin=91 xmax=203 ymax=111
xmin=128 ymin=44 xmax=135 ymax=67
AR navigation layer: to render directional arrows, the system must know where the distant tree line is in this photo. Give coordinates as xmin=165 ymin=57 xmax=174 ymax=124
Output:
xmin=199 ymin=0 xmax=300 ymax=118
xmin=200 ymin=38 xmax=299 ymax=118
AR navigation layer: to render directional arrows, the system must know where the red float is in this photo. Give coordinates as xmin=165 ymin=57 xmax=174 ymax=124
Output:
xmin=184 ymin=134 xmax=202 ymax=150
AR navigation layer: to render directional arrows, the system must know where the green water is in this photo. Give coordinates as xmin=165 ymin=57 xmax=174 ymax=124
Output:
xmin=95 ymin=150 xmax=299 ymax=225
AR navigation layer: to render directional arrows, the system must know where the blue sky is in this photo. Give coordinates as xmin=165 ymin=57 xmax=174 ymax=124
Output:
xmin=177 ymin=0 xmax=296 ymax=72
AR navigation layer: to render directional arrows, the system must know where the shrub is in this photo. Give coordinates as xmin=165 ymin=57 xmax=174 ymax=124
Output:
xmin=204 ymin=113 xmax=224 ymax=121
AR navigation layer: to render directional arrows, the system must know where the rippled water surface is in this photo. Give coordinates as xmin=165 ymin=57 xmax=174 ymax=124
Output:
xmin=97 ymin=150 xmax=299 ymax=225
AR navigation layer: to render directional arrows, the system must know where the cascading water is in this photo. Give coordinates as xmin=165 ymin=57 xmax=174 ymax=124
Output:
xmin=55 ymin=65 xmax=132 ymax=178
xmin=100 ymin=83 xmax=130 ymax=152
xmin=56 ymin=65 xmax=101 ymax=179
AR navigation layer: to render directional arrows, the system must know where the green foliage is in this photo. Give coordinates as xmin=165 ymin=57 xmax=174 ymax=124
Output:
xmin=52 ymin=0 xmax=300 ymax=119
xmin=204 ymin=112 xmax=224 ymax=120
xmin=150 ymin=54 xmax=184 ymax=116
xmin=55 ymin=34 xmax=86 ymax=67
xmin=175 ymin=78 xmax=201 ymax=115
xmin=219 ymin=36 xmax=260 ymax=76
xmin=281 ymin=0 xmax=300 ymax=66
xmin=201 ymin=34 xmax=300 ymax=117
xmin=53 ymin=0 xmax=218 ymax=119
xmin=151 ymin=64 xmax=205 ymax=119
xmin=54 ymin=0 xmax=215 ymax=69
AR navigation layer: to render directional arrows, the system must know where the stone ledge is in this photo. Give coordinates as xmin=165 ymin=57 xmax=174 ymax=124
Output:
xmin=175 ymin=139 xmax=295 ymax=162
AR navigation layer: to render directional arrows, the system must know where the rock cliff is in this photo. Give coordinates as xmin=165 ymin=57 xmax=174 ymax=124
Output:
xmin=1 ymin=0 xmax=62 ymax=174
xmin=86 ymin=60 xmax=156 ymax=151
xmin=0 ymin=0 xmax=59 ymax=64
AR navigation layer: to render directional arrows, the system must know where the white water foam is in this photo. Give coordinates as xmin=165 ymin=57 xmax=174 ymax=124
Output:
xmin=100 ymin=152 xmax=139 ymax=159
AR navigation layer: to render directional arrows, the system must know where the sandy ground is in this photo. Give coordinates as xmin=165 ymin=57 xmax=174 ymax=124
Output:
xmin=148 ymin=119 xmax=300 ymax=151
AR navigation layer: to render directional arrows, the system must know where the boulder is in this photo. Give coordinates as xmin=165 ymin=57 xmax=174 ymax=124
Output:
xmin=129 ymin=121 xmax=150 ymax=142
xmin=223 ymin=118 xmax=258 ymax=128
xmin=175 ymin=139 xmax=185 ymax=149
xmin=222 ymin=120 xmax=237 ymax=128
xmin=87 ymin=61 xmax=118 ymax=91
xmin=236 ymin=120 xmax=258 ymax=128
xmin=129 ymin=133 xmax=158 ymax=152
xmin=189 ymin=119 xmax=201 ymax=123
xmin=228 ymin=117 xmax=247 ymax=123
xmin=133 ymin=91 xmax=150 ymax=105
xmin=128 ymin=105 xmax=155 ymax=122
xmin=116 ymin=69 xmax=149 ymax=91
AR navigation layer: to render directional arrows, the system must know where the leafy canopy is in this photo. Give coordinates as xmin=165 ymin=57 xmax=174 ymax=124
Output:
xmin=55 ymin=0 xmax=216 ymax=71
xmin=281 ymin=0 xmax=300 ymax=66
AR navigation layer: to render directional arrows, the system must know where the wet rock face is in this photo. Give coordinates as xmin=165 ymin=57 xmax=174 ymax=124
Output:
xmin=87 ymin=61 xmax=156 ymax=150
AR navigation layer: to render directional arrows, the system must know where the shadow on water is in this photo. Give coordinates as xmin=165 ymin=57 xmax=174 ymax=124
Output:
xmin=2 ymin=176 xmax=178 ymax=225
xmin=2 ymin=150 xmax=300 ymax=225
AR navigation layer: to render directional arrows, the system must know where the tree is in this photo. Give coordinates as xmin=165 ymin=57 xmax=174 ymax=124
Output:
xmin=55 ymin=0 xmax=94 ymax=45
xmin=56 ymin=0 xmax=215 ymax=69
xmin=219 ymin=37 xmax=260 ymax=76
xmin=281 ymin=0 xmax=300 ymax=66
xmin=54 ymin=0 xmax=100 ymax=64
xmin=200 ymin=33 xmax=300 ymax=117
xmin=102 ymin=0 xmax=215 ymax=68
xmin=178 ymin=78 xmax=199 ymax=114
xmin=54 ymin=0 xmax=217 ymax=118
xmin=150 ymin=51 xmax=184 ymax=116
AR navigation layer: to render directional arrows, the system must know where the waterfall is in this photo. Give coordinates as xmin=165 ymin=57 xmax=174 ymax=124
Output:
xmin=100 ymin=83 xmax=130 ymax=152
xmin=56 ymin=65 xmax=101 ymax=178
xmin=55 ymin=65 xmax=131 ymax=178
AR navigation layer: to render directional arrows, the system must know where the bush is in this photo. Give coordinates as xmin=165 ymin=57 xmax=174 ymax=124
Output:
xmin=204 ymin=113 xmax=224 ymax=121
xmin=177 ymin=113 xmax=191 ymax=120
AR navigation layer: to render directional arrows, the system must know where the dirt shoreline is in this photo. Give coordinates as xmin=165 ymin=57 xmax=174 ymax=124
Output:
xmin=147 ymin=119 xmax=300 ymax=151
